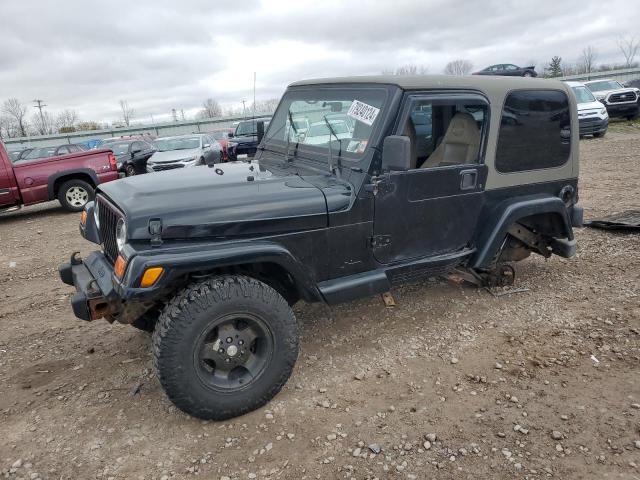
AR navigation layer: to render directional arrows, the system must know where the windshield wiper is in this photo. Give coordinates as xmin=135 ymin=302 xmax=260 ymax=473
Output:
xmin=285 ymin=110 xmax=299 ymax=163
xmin=323 ymin=115 xmax=342 ymax=177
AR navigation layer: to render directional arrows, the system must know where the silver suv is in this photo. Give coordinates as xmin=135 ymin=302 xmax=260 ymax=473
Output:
xmin=584 ymin=79 xmax=639 ymax=120
xmin=146 ymin=134 xmax=221 ymax=173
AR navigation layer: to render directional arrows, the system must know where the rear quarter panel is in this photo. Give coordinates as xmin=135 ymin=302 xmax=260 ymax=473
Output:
xmin=12 ymin=149 xmax=116 ymax=205
xmin=0 ymin=144 xmax=21 ymax=207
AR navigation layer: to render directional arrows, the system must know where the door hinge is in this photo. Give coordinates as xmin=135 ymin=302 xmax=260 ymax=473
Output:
xmin=371 ymin=234 xmax=391 ymax=249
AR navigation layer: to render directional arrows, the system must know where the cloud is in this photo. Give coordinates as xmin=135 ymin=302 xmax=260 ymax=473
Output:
xmin=0 ymin=0 xmax=638 ymax=124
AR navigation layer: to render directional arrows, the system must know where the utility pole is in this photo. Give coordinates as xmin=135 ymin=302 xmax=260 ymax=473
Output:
xmin=33 ymin=99 xmax=47 ymax=130
xmin=180 ymin=109 xmax=185 ymax=122
xmin=253 ymin=72 xmax=256 ymax=119
xmin=241 ymin=100 xmax=247 ymax=119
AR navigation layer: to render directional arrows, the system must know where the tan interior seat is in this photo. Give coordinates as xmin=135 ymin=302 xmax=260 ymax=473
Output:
xmin=402 ymin=118 xmax=418 ymax=169
xmin=421 ymin=112 xmax=480 ymax=168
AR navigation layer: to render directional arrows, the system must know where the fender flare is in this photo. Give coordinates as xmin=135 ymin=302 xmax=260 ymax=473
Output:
xmin=47 ymin=168 xmax=99 ymax=200
xmin=470 ymin=194 xmax=572 ymax=269
xmin=121 ymin=240 xmax=322 ymax=302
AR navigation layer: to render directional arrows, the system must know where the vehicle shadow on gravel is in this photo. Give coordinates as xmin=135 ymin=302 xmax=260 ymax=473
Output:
xmin=0 ymin=202 xmax=67 ymax=222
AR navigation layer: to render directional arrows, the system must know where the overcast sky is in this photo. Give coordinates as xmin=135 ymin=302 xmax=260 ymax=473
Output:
xmin=1 ymin=0 xmax=638 ymax=124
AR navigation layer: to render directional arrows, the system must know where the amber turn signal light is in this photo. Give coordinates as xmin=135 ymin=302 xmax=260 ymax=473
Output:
xmin=140 ymin=267 xmax=164 ymax=288
xmin=80 ymin=210 xmax=87 ymax=225
xmin=114 ymin=255 xmax=126 ymax=278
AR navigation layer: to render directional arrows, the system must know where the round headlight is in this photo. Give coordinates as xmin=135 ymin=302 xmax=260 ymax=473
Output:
xmin=94 ymin=201 xmax=100 ymax=229
xmin=116 ymin=218 xmax=127 ymax=252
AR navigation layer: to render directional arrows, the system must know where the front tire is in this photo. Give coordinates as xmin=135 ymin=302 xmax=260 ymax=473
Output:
xmin=152 ymin=276 xmax=298 ymax=420
xmin=593 ymin=131 xmax=606 ymax=138
xmin=58 ymin=179 xmax=94 ymax=212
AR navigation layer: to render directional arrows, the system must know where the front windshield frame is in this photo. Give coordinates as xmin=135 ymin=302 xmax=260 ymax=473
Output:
xmin=262 ymin=85 xmax=390 ymax=164
xmin=571 ymin=86 xmax=596 ymax=104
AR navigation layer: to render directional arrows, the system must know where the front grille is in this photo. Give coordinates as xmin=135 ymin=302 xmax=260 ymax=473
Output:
xmin=608 ymin=91 xmax=637 ymax=103
xmin=152 ymin=163 xmax=184 ymax=171
xmin=97 ymin=195 xmax=124 ymax=264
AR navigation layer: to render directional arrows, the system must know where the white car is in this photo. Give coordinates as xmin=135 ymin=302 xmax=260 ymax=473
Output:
xmin=303 ymin=121 xmax=351 ymax=145
xmin=146 ymin=134 xmax=221 ymax=173
xmin=566 ymin=81 xmax=608 ymax=138
xmin=584 ymin=79 xmax=639 ymax=120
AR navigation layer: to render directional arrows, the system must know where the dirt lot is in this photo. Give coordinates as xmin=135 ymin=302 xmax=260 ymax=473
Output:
xmin=1 ymin=127 xmax=639 ymax=480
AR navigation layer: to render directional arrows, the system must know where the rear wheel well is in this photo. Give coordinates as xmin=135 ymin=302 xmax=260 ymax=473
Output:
xmin=498 ymin=212 xmax=569 ymax=263
xmin=516 ymin=212 xmax=569 ymax=239
xmin=53 ymin=174 xmax=96 ymax=197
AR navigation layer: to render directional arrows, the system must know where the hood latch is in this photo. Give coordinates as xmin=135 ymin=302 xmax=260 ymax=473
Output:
xmin=149 ymin=219 xmax=163 ymax=247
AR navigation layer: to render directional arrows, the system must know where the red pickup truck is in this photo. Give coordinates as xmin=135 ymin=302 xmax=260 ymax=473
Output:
xmin=0 ymin=142 xmax=119 ymax=212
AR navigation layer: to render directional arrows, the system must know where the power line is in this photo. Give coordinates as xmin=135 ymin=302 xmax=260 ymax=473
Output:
xmin=33 ymin=99 xmax=47 ymax=127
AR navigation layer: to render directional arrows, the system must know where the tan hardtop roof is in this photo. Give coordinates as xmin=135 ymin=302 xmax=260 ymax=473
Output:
xmin=289 ymin=74 xmax=570 ymax=94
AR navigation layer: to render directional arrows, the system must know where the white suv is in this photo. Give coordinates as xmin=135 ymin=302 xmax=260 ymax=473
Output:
xmin=566 ymin=81 xmax=609 ymax=138
xmin=584 ymin=79 xmax=639 ymax=120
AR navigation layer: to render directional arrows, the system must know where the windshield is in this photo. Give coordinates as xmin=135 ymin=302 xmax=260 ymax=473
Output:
xmin=153 ymin=136 xmax=201 ymax=152
xmin=587 ymin=80 xmax=623 ymax=92
xmin=572 ymin=86 xmax=596 ymax=104
xmin=23 ymin=147 xmax=57 ymax=160
xmin=307 ymin=122 xmax=349 ymax=137
xmin=211 ymin=131 xmax=230 ymax=140
xmin=235 ymin=120 xmax=269 ymax=136
xmin=264 ymin=87 xmax=388 ymax=160
xmin=110 ymin=142 xmax=131 ymax=156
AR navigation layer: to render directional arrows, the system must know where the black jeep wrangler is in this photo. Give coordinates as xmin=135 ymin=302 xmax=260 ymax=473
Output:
xmin=59 ymin=75 xmax=583 ymax=420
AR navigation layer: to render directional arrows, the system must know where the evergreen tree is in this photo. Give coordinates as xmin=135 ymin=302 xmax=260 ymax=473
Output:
xmin=547 ymin=56 xmax=563 ymax=78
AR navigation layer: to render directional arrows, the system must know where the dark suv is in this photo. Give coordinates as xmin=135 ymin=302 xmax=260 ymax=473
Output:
xmin=59 ymin=75 xmax=582 ymax=421
xmin=226 ymin=117 xmax=271 ymax=160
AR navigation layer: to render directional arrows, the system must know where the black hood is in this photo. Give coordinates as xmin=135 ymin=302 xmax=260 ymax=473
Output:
xmin=98 ymin=160 xmax=352 ymax=241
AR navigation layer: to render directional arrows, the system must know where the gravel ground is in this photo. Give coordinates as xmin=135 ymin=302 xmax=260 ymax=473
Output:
xmin=0 ymin=128 xmax=639 ymax=480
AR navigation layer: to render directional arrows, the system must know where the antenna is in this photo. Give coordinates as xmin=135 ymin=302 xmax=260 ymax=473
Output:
xmin=253 ymin=72 xmax=256 ymax=120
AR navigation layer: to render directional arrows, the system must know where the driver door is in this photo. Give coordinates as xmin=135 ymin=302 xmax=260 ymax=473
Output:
xmin=372 ymin=93 xmax=489 ymax=265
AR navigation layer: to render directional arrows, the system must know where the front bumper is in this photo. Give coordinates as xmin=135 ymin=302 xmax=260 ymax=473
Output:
xmin=59 ymin=252 xmax=120 ymax=321
xmin=578 ymin=117 xmax=608 ymax=135
xmin=604 ymin=102 xmax=639 ymax=118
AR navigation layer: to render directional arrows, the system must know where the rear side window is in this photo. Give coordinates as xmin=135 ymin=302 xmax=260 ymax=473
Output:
xmin=496 ymin=90 xmax=571 ymax=173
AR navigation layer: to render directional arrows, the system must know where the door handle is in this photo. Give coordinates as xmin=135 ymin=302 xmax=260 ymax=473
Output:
xmin=460 ymin=169 xmax=478 ymax=191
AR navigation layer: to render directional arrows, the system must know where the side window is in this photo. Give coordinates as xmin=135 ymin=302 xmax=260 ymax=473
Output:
xmin=403 ymin=98 xmax=487 ymax=169
xmin=68 ymin=145 xmax=80 ymax=153
xmin=496 ymin=90 xmax=571 ymax=173
xmin=57 ymin=146 xmax=70 ymax=155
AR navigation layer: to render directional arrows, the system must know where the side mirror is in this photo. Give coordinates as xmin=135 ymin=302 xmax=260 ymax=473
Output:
xmin=227 ymin=132 xmax=234 ymax=138
xmin=381 ymin=135 xmax=412 ymax=172
xmin=203 ymin=143 xmax=211 ymax=148
xmin=256 ymin=120 xmax=265 ymax=144
xmin=131 ymin=148 xmax=142 ymax=156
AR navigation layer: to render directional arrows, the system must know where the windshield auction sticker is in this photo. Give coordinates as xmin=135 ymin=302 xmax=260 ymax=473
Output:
xmin=347 ymin=100 xmax=380 ymax=126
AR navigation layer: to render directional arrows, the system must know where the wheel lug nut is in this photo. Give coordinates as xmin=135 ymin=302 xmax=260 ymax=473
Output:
xmin=226 ymin=337 xmax=233 ymax=343
xmin=238 ymin=340 xmax=244 ymax=345
xmin=225 ymin=358 xmax=230 ymax=363
xmin=219 ymin=348 xmax=224 ymax=353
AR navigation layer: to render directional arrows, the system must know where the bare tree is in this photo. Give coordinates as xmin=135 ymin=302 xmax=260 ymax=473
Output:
xmin=76 ymin=121 xmax=101 ymax=131
xmin=619 ymin=35 xmax=639 ymax=68
xmin=119 ymin=100 xmax=134 ymax=126
xmin=199 ymin=98 xmax=222 ymax=119
xmin=443 ymin=59 xmax=473 ymax=76
xmin=578 ymin=46 xmax=597 ymax=75
xmin=31 ymin=111 xmax=55 ymax=135
xmin=382 ymin=64 xmax=428 ymax=76
xmin=2 ymin=98 xmax=28 ymax=137
xmin=56 ymin=109 xmax=78 ymax=132
xmin=252 ymin=98 xmax=280 ymax=115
